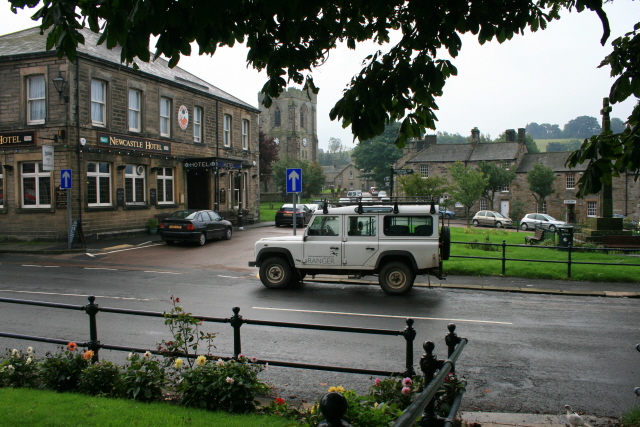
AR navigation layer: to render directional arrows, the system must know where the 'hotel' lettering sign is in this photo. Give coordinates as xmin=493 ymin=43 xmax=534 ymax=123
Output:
xmin=0 ymin=131 xmax=36 ymax=147
xmin=98 ymin=132 xmax=171 ymax=154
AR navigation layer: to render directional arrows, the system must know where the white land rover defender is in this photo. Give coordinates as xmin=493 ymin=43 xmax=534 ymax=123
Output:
xmin=249 ymin=202 xmax=450 ymax=295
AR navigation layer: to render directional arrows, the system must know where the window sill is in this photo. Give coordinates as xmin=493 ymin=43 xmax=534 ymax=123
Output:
xmin=16 ymin=207 xmax=55 ymax=213
xmin=85 ymin=206 xmax=117 ymax=212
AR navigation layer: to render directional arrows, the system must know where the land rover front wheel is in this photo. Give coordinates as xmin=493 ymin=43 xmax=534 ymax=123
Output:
xmin=379 ymin=262 xmax=415 ymax=295
xmin=259 ymin=257 xmax=292 ymax=289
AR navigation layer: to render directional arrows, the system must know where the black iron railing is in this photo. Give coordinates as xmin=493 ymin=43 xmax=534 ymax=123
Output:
xmin=0 ymin=295 xmax=419 ymax=376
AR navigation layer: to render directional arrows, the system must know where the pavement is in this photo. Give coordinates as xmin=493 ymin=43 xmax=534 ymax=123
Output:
xmin=0 ymin=221 xmax=636 ymax=425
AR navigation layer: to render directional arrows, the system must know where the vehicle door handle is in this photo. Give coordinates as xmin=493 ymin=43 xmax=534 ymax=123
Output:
xmin=330 ymin=246 xmax=339 ymax=250
xmin=366 ymin=247 xmax=375 ymax=250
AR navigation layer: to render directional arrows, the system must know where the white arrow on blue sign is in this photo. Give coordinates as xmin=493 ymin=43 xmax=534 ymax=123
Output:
xmin=60 ymin=169 xmax=72 ymax=189
xmin=286 ymin=168 xmax=302 ymax=193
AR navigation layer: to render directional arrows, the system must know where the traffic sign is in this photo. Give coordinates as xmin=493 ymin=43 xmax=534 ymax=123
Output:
xmin=394 ymin=169 xmax=414 ymax=175
xmin=60 ymin=169 xmax=72 ymax=189
xmin=286 ymin=168 xmax=302 ymax=193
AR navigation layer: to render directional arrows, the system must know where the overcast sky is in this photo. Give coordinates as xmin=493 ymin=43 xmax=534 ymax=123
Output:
xmin=2 ymin=1 xmax=638 ymax=151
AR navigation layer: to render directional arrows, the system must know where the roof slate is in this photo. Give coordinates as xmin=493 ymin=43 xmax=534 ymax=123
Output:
xmin=406 ymin=142 xmax=521 ymax=163
xmin=0 ymin=27 xmax=257 ymax=111
xmin=517 ymin=152 xmax=588 ymax=173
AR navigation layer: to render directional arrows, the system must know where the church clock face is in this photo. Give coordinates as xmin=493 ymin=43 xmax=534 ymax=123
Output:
xmin=302 ymin=138 xmax=308 ymax=147
xmin=274 ymin=138 xmax=280 ymax=146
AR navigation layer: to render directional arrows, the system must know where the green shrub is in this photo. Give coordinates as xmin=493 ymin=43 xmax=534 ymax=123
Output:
xmin=0 ymin=347 xmax=40 ymax=388
xmin=39 ymin=343 xmax=90 ymax=392
xmin=177 ymin=354 xmax=269 ymax=413
xmin=118 ymin=351 xmax=166 ymax=402
xmin=78 ymin=360 xmax=120 ymax=397
xmin=622 ymin=405 xmax=640 ymax=427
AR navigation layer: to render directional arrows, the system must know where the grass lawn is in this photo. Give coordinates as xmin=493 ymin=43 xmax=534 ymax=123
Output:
xmin=447 ymin=227 xmax=640 ymax=282
xmin=0 ymin=388 xmax=291 ymax=427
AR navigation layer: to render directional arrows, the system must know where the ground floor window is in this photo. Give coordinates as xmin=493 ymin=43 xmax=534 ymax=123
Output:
xmin=21 ymin=162 xmax=51 ymax=208
xmin=125 ymin=165 xmax=145 ymax=205
xmin=480 ymin=199 xmax=488 ymax=210
xmin=587 ymin=201 xmax=597 ymax=217
xmin=156 ymin=167 xmax=174 ymax=204
xmin=87 ymin=162 xmax=111 ymax=206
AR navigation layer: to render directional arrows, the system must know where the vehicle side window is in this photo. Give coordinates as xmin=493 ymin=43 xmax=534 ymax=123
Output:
xmin=308 ymin=216 xmax=340 ymax=236
xmin=210 ymin=211 xmax=221 ymax=221
xmin=199 ymin=212 xmax=210 ymax=221
xmin=487 ymin=212 xmax=494 ymax=218
xmin=478 ymin=211 xmax=485 ymax=216
xmin=384 ymin=216 xmax=433 ymax=236
xmin=347 ymin=216 xmax=376 ymax=236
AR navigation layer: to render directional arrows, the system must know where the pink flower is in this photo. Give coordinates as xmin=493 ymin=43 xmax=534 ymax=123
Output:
xmin=275 ymin=397 xmax=285 ymax=405
xmin=249 ymin=356 xmax=258 ymax=363
xmin=402 ymin=377 xmax=413 ymax=386
xmin=374 ymin=378 xmax=381 ymax=386
xmin=401 ymin=386 xmax=412 ymax=396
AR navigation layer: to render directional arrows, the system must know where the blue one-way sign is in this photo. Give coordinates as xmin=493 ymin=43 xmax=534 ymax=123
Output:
xmin=286 ymin=168 xmax=302 ymax=193
xmin=60 ymin=169 xmax=72 ymax=189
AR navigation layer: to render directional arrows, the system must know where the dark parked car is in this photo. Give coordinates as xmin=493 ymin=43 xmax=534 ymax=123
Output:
xmin=159 ymin=210 xmax=233 ymax=246
xmin=275 ymin=204 xmax=313 ymax=227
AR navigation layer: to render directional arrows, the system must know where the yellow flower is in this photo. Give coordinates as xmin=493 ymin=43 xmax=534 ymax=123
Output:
xmin=328 ymin=386 xmax=337 ymax=392
xmin=196 ymin=355 xmax=207 ymax=367
xmin=83 ymin=350 xmax=95 ymax=360
xmin=336 ymin=386 xmax=345 ymax=393
xmin=174 ymin=358 xmax=184 ymax=369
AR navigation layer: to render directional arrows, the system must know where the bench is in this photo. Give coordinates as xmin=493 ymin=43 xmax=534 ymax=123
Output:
xmin=525 ymin=228 xmax=545 ymax=244
xmin=602 ymin=235 xmax=640 ymax=249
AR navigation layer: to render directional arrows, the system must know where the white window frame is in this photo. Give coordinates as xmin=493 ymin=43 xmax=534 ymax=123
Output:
xmin=480 ymin=198 xmax=488 ymax=210
xmin=125 ymin=165 xmax=146 ymax=205
xmin=242 ymin=119 xmax=249 ymax=150
xmin=160 ymin=97 xmax=171 ymax=137
xmin=349 ymin=171 xmax=354 ymax=179
xmin=128 ymin=89 xmax=141 ymax=132
xmin=566 ymin=173 xmax=575 ymax=190
xmin=193 ymin=106 xmax=202 ymax=142
xmin=156 ymin=167 xmax=175 ymax=204
xmin=223 ymin=114 xmax=232 ymax=147
xmin=86 ymin=162 xmax=112 ymax=207
xmin=420 ymin=164 xmax=429 ymax=177
xmin=21 ymin=162 xmax=51 ymax=208
xmin=27 ymin=75 xmax=46 ymax=124
xmin=587 ymin=201 xmax=597 ymax=217
xmin=91 ymin=79 xmax=106 ymax=126
xmin=503 ymin=160 xmax=510 ymax=170
xmin=501 ymin=184 xmax=510 ymax=192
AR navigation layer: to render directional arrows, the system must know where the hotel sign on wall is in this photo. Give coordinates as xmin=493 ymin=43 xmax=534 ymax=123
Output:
xmin=0 ymin=131 xmax=36 ymax=147
xmin=98 ymin=132 xmax=171 ymax=154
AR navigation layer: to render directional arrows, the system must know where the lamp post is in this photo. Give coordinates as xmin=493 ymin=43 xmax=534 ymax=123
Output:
xmin=52 ymin=71 xmax=68 ymax=102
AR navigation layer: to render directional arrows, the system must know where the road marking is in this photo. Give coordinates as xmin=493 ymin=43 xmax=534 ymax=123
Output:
xmin=144 ymin=271 xmax=182 ymax=275
xmin=22 ymin=265 xmax=60 ymax=268
xmin=84 ymin=267 xmax=118 ymax=271
xmin=252 ymin=307 xmax=513 ymax=325
xmin=219 ymin=275 xmax=241 ymax=279
xmin=0 ymin=289 xmax=149 ymax=301
xmin=86 ymin=243 xmax=163 ymax=256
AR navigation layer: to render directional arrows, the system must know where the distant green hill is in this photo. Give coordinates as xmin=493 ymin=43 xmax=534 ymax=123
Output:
xmin=533 ymin=138 xmax=581 ymax=152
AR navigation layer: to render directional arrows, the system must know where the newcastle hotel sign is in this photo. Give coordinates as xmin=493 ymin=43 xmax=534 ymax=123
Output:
xmin=0 ymin=131 xmax=36 ymax=147
xmin=98 ymin=132 xmax=171 ymax=154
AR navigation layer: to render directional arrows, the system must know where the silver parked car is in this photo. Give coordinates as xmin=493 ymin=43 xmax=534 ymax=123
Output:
xmin=520 ymin=213 xmax=566 ymax=231
xmin=472 ymin=210 xmax=513 ymax=228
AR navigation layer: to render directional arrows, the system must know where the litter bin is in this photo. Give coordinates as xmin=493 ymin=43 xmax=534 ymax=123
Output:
xmin=557 ymin=225 xmax=574 ymax=249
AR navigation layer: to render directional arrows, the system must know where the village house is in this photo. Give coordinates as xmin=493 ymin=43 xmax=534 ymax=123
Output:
xmin=397 ymin=128 xmax=639 ymax=224
xmin=0 ymin=27 xmax=260 ymax=242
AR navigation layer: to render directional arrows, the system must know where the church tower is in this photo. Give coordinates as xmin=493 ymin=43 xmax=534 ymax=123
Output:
xmin=258 ymin=87 xmax=318 ymax=163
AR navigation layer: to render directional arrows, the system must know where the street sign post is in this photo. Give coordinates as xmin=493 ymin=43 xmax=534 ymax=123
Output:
xmin=60 ymin=169 xmax=73 ymax=248
xmin=60 ymin=169 xmax=72 ymax=189
xmin=286 ymin=168 xmax=302 ymax=235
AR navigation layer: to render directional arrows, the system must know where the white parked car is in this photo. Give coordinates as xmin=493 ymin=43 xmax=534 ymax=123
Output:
xmin=377 ymin=191 xmax=390 ymax=201
xmin=520 ymin=213 xmax=567 ymax=231
xmin=249 ymin=204 xmax=450 ymax=295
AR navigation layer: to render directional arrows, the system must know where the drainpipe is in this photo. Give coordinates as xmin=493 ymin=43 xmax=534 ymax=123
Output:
xmin=214 ymin=99 xmax=219 ymax=211
xmin=75 ymin=57 xmax=84 ymax=249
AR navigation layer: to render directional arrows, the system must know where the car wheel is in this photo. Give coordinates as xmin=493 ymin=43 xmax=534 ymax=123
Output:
xmin=440 ymin=226 xmax=451 ymax=261
xmin=495 ymin=221 xmax=503 ymax=228
xmin=521 ymin=222 xmax=529 ymax=231
xmin=259 ymin=257 xmax=292 ymax=289
xmin=197 ymin=232 xmax=206 ymax=246
xmin=473 ymin=220 xmax=480 ymax=227
xmin=379 ymin=262 xmax=415 ymax=295
xmin=549 ymin=225 xmax=557 ymax=231
xmin=223 ymin=227 xmax=232 ymax=240
xmin=164 ymin=240 xmax=175 ymax=245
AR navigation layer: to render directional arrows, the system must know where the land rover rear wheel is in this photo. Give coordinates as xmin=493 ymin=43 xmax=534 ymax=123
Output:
xmin=379 ymin=262 xmax=415 ymax=295
xmin=259 ymin=257 xmax=292 ymax=289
